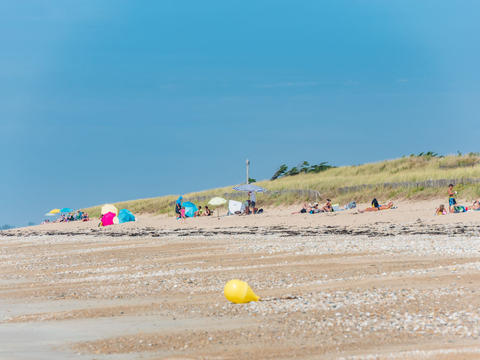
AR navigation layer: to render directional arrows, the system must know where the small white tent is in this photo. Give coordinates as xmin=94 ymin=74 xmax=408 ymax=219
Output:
xmin=228 ymin=200 xmax=244 ymax=215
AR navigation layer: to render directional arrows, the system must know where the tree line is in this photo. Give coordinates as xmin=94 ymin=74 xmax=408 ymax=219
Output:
xmin=271 ymin=161 xmax=335 ymax=180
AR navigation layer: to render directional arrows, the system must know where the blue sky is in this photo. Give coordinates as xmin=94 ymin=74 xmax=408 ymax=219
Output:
xmin=1 ymin=0 xmax=479 ymax=226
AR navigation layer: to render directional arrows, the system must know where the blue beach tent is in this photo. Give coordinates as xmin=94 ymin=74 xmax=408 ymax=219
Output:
xmin=118 ymin=209 xmax=135 ymax=223
xmin=182 ymin=201 xmax=198 ymax=217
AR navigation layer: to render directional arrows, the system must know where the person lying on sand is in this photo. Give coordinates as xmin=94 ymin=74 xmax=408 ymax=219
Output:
xmin=472 ymin=200 xmax=480 ymax=210
xmin=309 ymin=203 xmax=323 ymax=214
xmin=452 ymin=205 xmax=468 ymax=213
xmin=292 ymin=203 xmax=310 ymax=214
xmin=436 ymin=204 xmax=447 ymax=215
xmin=358 ymin=198 xmax=394 ymax=213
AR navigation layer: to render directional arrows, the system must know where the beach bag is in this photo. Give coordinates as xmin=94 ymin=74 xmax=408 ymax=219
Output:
xmin=371 ymin=198 xmax=379 ymax=208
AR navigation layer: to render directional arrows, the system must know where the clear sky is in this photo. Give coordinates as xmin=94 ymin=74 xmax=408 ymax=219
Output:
xmin=1 ymin=0 xmax=479 ymax=226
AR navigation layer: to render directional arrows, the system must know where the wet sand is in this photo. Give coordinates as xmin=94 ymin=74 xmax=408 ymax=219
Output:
xmin=1 ymin=199 xmax=480 ymax=359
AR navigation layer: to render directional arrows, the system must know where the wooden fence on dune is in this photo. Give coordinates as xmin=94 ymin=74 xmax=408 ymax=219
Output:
xmin=337 ymin=177 xmax=480 ymax=194
xmin=179 ymin=178 xmax=480 ymax=204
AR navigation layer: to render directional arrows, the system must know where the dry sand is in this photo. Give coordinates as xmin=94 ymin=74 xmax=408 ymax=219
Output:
xmin=1 ymin=199 xmax=480 ymax=359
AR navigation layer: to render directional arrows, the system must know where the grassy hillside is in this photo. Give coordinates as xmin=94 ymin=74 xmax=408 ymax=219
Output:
xmin=82 ymin=154 xmax=480 ymax=217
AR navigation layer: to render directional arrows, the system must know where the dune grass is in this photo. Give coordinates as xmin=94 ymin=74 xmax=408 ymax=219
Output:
xmin=82 ymin=154 xmax=480 ymax=218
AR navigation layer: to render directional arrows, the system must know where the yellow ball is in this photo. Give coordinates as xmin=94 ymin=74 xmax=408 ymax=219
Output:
xmin=224 ymin=279 xmax=260 ymax=304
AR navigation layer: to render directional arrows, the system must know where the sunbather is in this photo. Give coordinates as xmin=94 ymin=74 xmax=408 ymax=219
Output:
xmin=472 ymin=200 xmax=480 ymax=210
xmin=203 ymin=206 xmax=212 ymax=216
xmin=292 ymin=203 xmax=310 ymax=214
xmin=453 ymin=205 xmax=468 ymax=213
xmin=435 ymin=204 xmax=447 ymax=215
xmin=322 ymin=199 xmax=333 ymax=212
xmin=358 ymin=198 xmax=394 ymax=213
xmin=309 ymin=203 xmax=322 ymax=214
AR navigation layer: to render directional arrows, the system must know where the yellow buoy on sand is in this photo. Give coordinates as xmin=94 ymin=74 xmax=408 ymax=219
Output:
xmin=224 ymin=279 xmax=260 ymax=304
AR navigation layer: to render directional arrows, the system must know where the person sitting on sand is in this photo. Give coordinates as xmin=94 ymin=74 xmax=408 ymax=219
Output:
xmin=358 ymin=198 xmax=394 ymax=213
xmin=322 ymin=199 xmax=333 ymax=212
xmin=435 ymin=204 xmax=447 ymax=215
xmin=472 ymin=200 xmax=480 ymax=210
xmin=194 ymin=206 xmax=202 ymax=217
xmin=82 ymin=212 xmax=89 ymax=221
xmin=203 ymin=206 xmax=212 ymax=216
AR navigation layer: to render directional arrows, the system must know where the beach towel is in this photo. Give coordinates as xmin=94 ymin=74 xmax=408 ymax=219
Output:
xmin=332 ymin=204 xmax=344 ymax=212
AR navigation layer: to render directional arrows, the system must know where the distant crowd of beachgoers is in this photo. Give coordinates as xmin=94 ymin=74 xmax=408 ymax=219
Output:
xmin=42 ymin=184 xmax=480 ymax=227
xmin=42 ymin=211 xmax=89 ymax=224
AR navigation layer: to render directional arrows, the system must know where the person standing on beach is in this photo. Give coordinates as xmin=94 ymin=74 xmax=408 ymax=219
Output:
xmin=248 ymin=191 xmax=256 ymax=214
xmin=175 ymin=196 xmax=183 ymax=219
xmin=448 ymin=184 xmax=457 ymax=212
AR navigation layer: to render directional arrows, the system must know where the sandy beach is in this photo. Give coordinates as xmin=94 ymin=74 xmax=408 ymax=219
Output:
xmin=1 ymin=199 xmax=480 ymax=359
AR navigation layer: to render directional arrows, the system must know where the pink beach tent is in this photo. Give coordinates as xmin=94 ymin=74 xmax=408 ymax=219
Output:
xmin=101 ymin=212 xmax=117 ymax=226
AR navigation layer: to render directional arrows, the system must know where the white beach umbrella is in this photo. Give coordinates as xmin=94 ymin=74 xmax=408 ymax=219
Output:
xmin=208 ymin=197 xmax=227 ymax=206
xmin=208 ymin=197 xmax=227 ymax=217
xmin=101 ymin=204 xmax=118 ymax=215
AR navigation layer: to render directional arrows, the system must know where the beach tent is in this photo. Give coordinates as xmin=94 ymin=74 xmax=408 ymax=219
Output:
xmin=100 ymin=212 xmax=117 ymax=226
xmin=60 ymin=208 xmax=73 ymax=213
xmin=228 ymin=200 xmax=244 ymax=215
xmin=118 ymin=209 xmax=135 ymax=223
xmin=182 ymin=201 xmax=198 ymax=217
xmin=101 ymin=204 xmax=118 ymax=215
